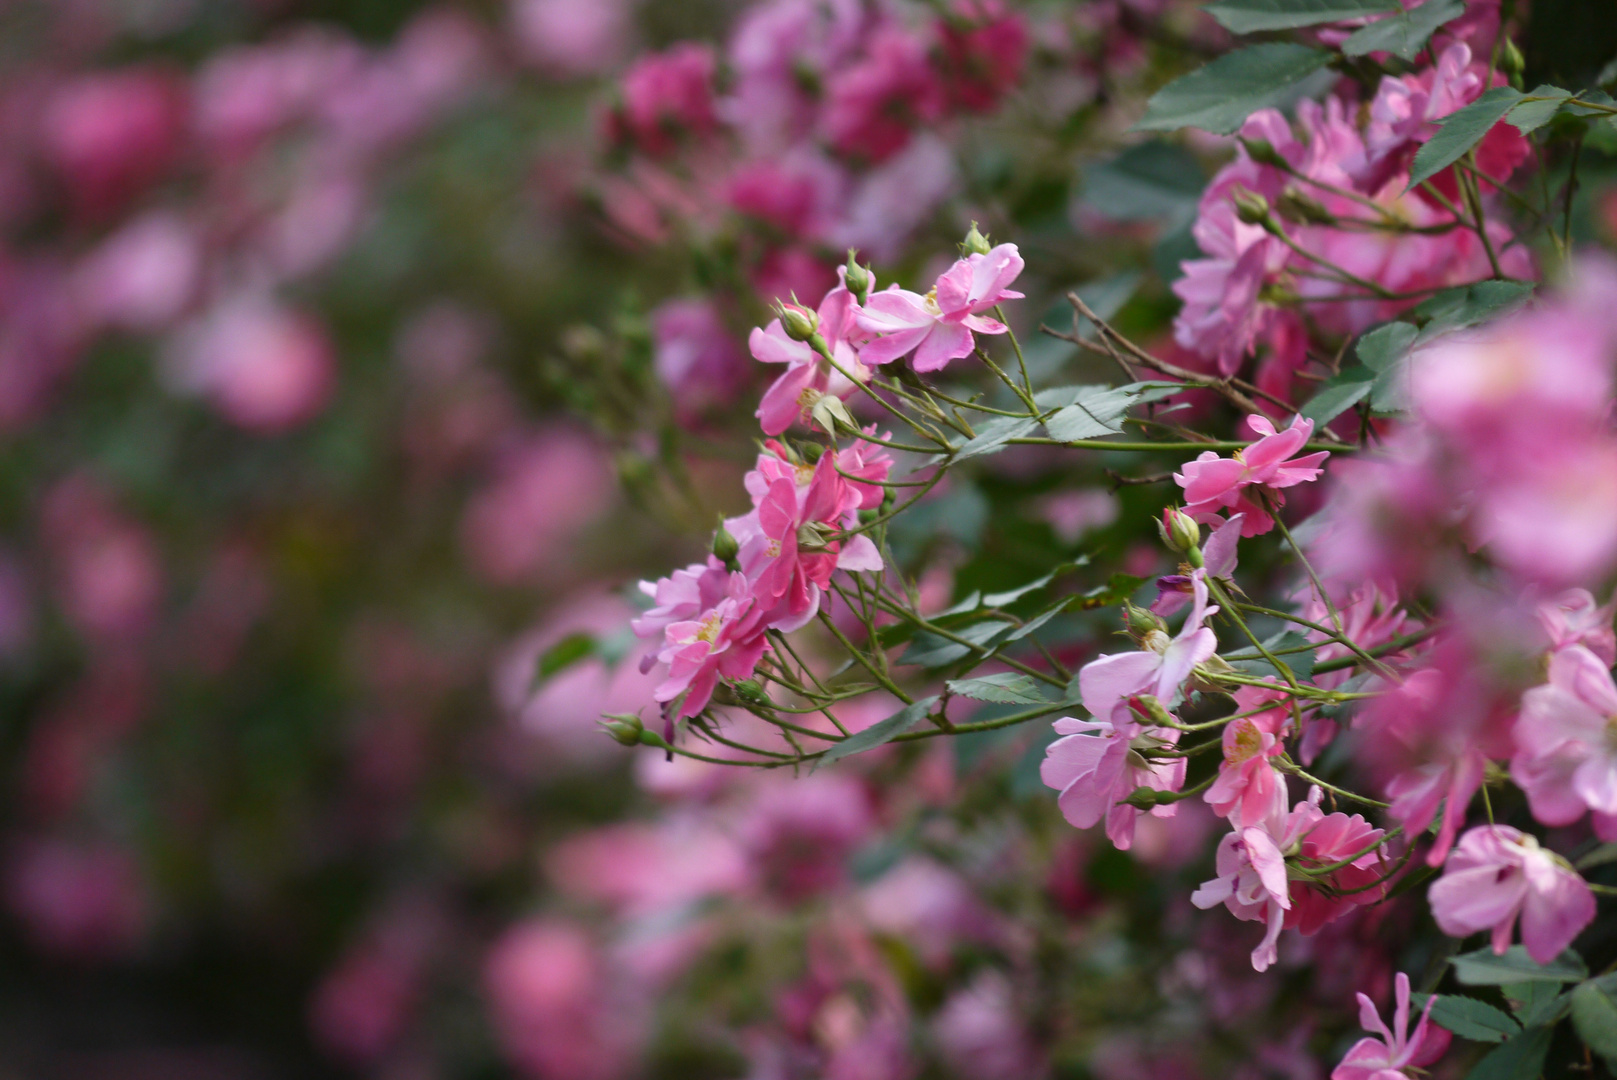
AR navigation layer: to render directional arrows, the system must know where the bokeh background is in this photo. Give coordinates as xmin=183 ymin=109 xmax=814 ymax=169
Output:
xmin=4 ymin=1 xmax=1617 ymax=1078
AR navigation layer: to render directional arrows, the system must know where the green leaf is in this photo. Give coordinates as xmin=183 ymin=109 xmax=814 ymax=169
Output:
xmin=1135 ymin=44 xmax=1333 ymax=135
xmin=1576 ymin=842 xmax=1617 ymax=870
xmin=1409 ymin=86 xmax=1525 ymax=189
xmin=817 ymin=696 xmax=941 ymax=767
xmin=1226 ymin=630 xmax=1316 ymax=682
xmin=1463 ymin=1025 xmax=1552 ymax=1080
xmin=532 ymin=632 xmax=595 ymax=688
xmin=1502 ymin=981 xmax=1569 ymax=1026
xmin=947 ymin=672 xmax=1052 ymax=705
xmin=1572 ymin=981 xmax=1617 ymax=1070
xmin=1341 ymin=0 xmax=1464 ymax=60
xmin=1411 ymin=280 xmax=1535 ymax=337
xmin=1001 ymin=598 xmax=1076 ymax=643
xmin=953 ymin=414 xmax=1039 ymax=459
xmin=981 ymin=559 xmax=1088 ymax=608
xmin=1300 ymin=369 xmax=1374 ymax=423
xmin=1452 ymin=946 xmax=1588 ymax=986
xmin=1205 ymin=0 xmax=1396 ymax=33
xmin=899 ymin=621 xmax=1013 ymax=667
xmin=1078 ymin=572 xmax=1148 ymax=609
xmin=1043 ymin=382 xmax=1182 ymax=442
xmin=1508 ymin=87 xmax=1575 ymax=134
xmin=1357 ymin=321 xmax=1420 ymax=370
xmin=1083 ymin=143 xmax=1206 ymax=223
xmin=1412 ymin=994 xmax=1521 ymax=1043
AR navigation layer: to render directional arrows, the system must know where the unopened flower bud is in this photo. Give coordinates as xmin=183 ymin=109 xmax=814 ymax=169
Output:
xmin=1125 ymin=604 xmax=1168 ymax=642
xmin=1121 ymin=785 xmax=1165 ymax=811
xmin=1500 ymin=37 xmax=1525 ymax=83
xmin=843 ymin=250 xmax=872 ymax=302
xmin=711 ymin=520 xmax=740 ymax=569
xmin=1238 ymin=137 xmax=1289 ymax=170
xmin=963 ymin=221 xmax=993 ymax=257
xmin=1276 ymin=188 xmax=1334 ymax=225
xmin=599 ymin=713 xmax=644 ymax=746
xmin=1126 ymin=693 xmax=1176 ymax=729
xmin=777 ymin=298 xmax=819 ymax=342
xmin=1158 ymin=507 xmax=1202 ymax=556
xmin=1231 ymin=186 xmax=1273 ymax=227
xmin=731 ymin=679 xmax=771 ymax=706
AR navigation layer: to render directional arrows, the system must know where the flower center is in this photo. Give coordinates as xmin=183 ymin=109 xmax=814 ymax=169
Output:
xmin=695 ymin=611 xmax=723 ymax=644
xmin=1143 ymin=629 xmax=1171 ymax=655
xmin=796 ymin=387 xmax=823 ymax=409
xmin=1225 ymin=718 xmax=1264 ymax=766
xmin=923 ymin=287 xmax=941 ymax=316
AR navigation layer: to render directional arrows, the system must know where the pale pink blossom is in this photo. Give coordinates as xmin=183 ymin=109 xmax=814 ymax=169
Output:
xmin=651 ymin=298 xmax=748 ymax=416
xmin=164 ymin=295 xmax=336 ymax=433
xmin=461 ymin=428 xmax=614 ymax=584
xmin=75 ymin=211 xmax=201 ymax=333
xmin=855 ymin=243 xmax=1024 ymax=371
xmin=1174 ymin=414 xmax=1329 ymax=536
xmin=1077 ymin=569 xmax=1219 ymax=719
xmin=1537 ymin=589 xmax=1617 ymax=665
xmin=511 ymin=0 xmax=630 ymax=78
xmin=1331 ymin=972 xmax=1451 ymax=1080
xmin=1041 ymin=703 xmax=1186 ymax=850
xmin=933 ymin=971 xmax=1043 ymax=1079
xmin=1429 ymin=825 xmax=1595 ymax=964
xmin=484 ymin=919 xmax=645 ymax=1080
xmin=1512 ymin=644 xmax=1617 ymax=840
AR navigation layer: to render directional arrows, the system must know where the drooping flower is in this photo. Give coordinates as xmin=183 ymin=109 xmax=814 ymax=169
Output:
xmin=1174 ymin=414 xmax=1329 ymax=536
xmin=1511 ymin=644 xmax=1617 ymax=840
xmin=854 ymin=243 xmax=1024 ymax=371
xmin=1040 ymin=701 xmax=1185 ymax=851
xmin=1428 ymin=825 xmax=1596 ymax=964
xmin=1078 ymin=569 xmax=1218 ymax=720
xmin=1192 ymin=788 xmax=1386 ymax=971
xmin=1204 ymin=684 xmax=1290 ymax=827
xmin=1331 ymin=972 xmax=1452 ymax=1080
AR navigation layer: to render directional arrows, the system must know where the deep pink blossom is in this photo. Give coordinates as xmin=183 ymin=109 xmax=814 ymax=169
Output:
xmin=652 ymin=571 xmax=770 ymax=719
xmin=1078 ymin=569 xmax=1219 ymax=719
xmin=1174 ymin=414 xmax=1329 ymax=536
xmin=821 ymin=24 xmax=945 ymax=162
xmin=1040 ymin=703 xmax=1186 ymax=851
xmin=41 ymin=67 xmax=187 ymax=220
xmin=1429 ymin=825 xmax=1596 ymax=964
xmin=936 ymin=1 xmax=1029 ymax=113
xmin=1512 ymin=644 xmax=1617 ymax=840
xmin=1192 ymin=789 xmax=1386 ymax=971
xmin=1331 ymin=972 xmax=1451 ymax=1080
xmin=609 ymin=43 xmax=718 ymax=157
xmin=855 ymin=243 xmax=1024 ymax=371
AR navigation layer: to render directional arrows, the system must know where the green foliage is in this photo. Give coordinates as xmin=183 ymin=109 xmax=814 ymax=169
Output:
xmin=816 ymin=696 xmax=941 ymax=766
xmin=1340 ymin=0 xmax=1465 ymax=59
xmin=1136 ymin=44 xmax=1333 ymax=135
xmin=1451 ymin=946 xmax=1589 ymax=986
xmin=1204 ymin=0 xmax=1397 ymax=34
xmin=1409 ymin=87 xmax=1526 ymax=188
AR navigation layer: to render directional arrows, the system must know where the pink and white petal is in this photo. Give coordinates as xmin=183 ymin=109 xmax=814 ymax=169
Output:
xmin=912 ymin=322 xmax=975 ymax=372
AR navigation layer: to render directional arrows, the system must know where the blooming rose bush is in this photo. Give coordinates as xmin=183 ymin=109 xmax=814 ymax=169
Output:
xmin=6 ymin=0 xmax=1617 ymax=1077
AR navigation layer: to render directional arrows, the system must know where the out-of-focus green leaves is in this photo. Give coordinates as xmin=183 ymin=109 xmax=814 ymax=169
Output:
xmin=1205 ymin=0 xmax=1395 ymax=34
xmin=1340 ymin=0 xmax=1465 ymax=59
xmin=1452 ymin=946 xmax=1588 ymax=986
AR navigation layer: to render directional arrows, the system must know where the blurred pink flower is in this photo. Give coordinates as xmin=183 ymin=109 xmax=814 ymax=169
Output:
xmin=75 ymin=211 xmax=202 ymax=333
xmin=484 ymin=919 xmax=645 ymax=1080
xmin=1537 ymin=588 xmax=1617 ymax=665
xmin=461 ymin=428 xmax=613 ymax=584
xmin=310 ymin=896 xmax=442 ymax=1065
xmin=1429 ymin=825 xmax=1594 ymax=964
xmin=511 ymin=0 xmax=631 ymax=78
xmin=5 ymin=837 xmax=149 ymax=959
xmin=821 ymin=24 xmax=944 ymax=162
xmin=860 ymin=857 xmax=1004 ymax=967
xmin=41 ymin=474 xmax=163 ymax=643
xmin=651 ymin=298 xmax=747 ymax=416
xmin=936 ymin=0 xmax=1029 ymax=113
xmin=548 ymin=818 xmax=749 ymax=916
xmin=608 ymin=43 xmax=718 ymax=157
xmin=739 ymin=772 xmax=874 ymax=902
xmin=165 ymin=295 xmax=336 ymax=432
xmin=1331 ymin=972 xmax=1450 ymax=1080
xmin=1512 ymin=644 xmax=1617 ymax=839
xmin=933 ymin=971 xmax=1043 ymax=1078
xmin=41 ymin=67 xmax=187 ymax=220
